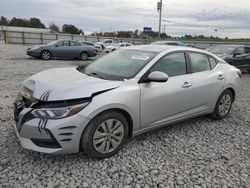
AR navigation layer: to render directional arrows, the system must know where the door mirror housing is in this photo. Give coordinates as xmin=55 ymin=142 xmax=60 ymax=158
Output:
xmin=146 ymin=71 xmax=169 ymax=82
xmin=233 ymin=52 xmax=241 ymax=57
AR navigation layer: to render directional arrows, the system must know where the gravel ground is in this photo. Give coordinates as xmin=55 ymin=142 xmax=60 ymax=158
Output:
xmin=0 ymin=43 xmax=249 ymax=188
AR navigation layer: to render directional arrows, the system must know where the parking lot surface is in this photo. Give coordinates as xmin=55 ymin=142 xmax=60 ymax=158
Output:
xmin=0 ymin=43 xmax=249 ymax=188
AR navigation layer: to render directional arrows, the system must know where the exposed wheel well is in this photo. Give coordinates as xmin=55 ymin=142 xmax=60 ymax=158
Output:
xmin=40 ymin=49 xmax=51 ymax=56
xmin=226 ymin=88 xmax=235 ymax=102
xmin=81 ymin=51 xmax=89 ymax=55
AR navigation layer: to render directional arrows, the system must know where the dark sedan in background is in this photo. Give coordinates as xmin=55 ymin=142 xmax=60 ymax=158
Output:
xmin=208 ymin=45 xmax=250 ymax=72
xmin=27 ymin=40 xmax=97 ymax=60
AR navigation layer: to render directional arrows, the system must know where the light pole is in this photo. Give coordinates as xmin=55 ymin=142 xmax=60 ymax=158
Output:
xmin=157 ymin=0 xmax=162 ymax=39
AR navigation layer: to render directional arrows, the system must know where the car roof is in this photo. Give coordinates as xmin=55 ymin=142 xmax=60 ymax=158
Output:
xmin=153 ymin=41 xmax=183 ymax=43
xmin=213 ymin=44 xmax=245 ymax=47
xmin=126 ymin=45 xmax=195 ymax=53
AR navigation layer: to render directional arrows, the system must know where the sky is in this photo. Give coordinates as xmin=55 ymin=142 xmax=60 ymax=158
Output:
xmin=1 ymin=0 xmax=250 ymax=38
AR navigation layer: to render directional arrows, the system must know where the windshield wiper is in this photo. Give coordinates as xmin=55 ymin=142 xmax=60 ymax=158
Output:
xmin=87 ymin=72 xmax=105 ymax=79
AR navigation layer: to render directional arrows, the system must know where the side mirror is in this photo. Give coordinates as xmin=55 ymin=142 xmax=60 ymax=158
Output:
xmin=233 ymin=52 xmax=241 ymax=57
xmin=55 ymin=45 xmax=59 ymax=47
xmin=146 ymin=71 xmax=169 ymax=82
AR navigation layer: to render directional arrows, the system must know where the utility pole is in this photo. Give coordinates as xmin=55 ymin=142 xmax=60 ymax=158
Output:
xmin=157 ymin=0 xmax=162 ymax=39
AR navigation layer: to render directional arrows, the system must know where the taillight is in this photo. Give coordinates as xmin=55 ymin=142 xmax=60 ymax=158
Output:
xmin=237 ymin=71 xmax=242 ymax=78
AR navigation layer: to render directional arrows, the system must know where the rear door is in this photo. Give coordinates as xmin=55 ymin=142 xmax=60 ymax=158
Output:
xmin=188 ymin=52 xmax=225 ymax=113
xmin=140 ymin=52 xmax=193 ymax=128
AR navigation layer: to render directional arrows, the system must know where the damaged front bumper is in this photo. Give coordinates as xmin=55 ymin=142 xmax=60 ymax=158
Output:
xmin=13 ymin=101 xmax=89 ymax=154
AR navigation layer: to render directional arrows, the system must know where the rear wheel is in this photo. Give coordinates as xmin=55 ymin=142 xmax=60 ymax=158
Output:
xmin=81 ymin=111 xmax=128 ymax=159
xmin=210 ymin=89 xmax=233 ymax=120
xmin=80 ymin=52 xmax=88 ymax=61
xmin=40 ymin=50 xmax=51 ymax=60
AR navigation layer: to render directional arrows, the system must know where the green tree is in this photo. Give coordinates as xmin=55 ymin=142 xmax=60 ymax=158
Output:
xmin=29 ymin=17 xmax=45 ymax=28
xmin=62 ymin=24 xmax=82 ymax=34
xmin=49 ymin=22 xmax=60 ymax=32
xmin=9 ymin=17 xmax=30 ymax=27
xmin=0 ymin=16 xmax=8 ymax=25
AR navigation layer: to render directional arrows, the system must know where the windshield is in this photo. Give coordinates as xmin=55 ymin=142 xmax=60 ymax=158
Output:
xmin=81 ymin=49 xmax=157 ymax=80
xmin=47 ymin=40 xmax=60 ymax=45
xmin=209 ymin=46 xmax=235 ymax=55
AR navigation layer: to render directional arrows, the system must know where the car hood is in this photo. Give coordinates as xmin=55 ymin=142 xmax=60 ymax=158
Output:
xmin=27 ymin=45 xmax=47 ymax=50
xmin=22 ymin=67 xmax=123 ymax=101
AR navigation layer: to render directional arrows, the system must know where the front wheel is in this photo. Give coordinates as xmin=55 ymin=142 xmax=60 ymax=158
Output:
xmin=210 ymin=89 xmax=233 ymax=120
xmin=81 ymin=111 xmax=128 ymax=159
xmin=80 ymin=52 xmax=88 ymax=61
xmin=40 ymin=50 xmax=51 ymax=60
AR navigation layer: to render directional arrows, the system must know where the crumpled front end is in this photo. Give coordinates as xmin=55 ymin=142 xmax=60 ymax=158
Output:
xmin=13 ymin=89 xmax=90 ymax=154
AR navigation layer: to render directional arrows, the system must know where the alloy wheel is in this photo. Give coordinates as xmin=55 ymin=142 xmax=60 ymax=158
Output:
xmin=218 ymin=94 xmax=232 ymax=116
xmin=42 ymin=51 xmax=51 ymax=60
xmin=80 ymin=52 xmax=88 ymax=61
xmin=93 ymin=119 xmax=124 ymax=154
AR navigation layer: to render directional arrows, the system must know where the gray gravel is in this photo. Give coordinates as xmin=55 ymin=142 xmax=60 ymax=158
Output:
xmin=0 ymin=43 xmax=250 ymax=188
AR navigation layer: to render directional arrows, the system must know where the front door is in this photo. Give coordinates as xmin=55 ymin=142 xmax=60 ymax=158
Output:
xmin=140 ymin=52 xmax=193 ymax=128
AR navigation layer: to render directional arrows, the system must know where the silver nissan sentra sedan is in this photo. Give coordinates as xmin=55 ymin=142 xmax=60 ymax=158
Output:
xmin=14 ymin=45 xmax=241 ymax=158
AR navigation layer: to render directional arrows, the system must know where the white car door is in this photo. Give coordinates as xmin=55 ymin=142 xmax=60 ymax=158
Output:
xmin=188 ymin=52 xmax=225 ymax=113
xmin=140 ymin=52 xmax=193 ymax=128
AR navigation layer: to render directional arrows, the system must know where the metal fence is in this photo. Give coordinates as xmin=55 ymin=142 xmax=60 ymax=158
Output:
xmin=1 ymin=30 xmax=250 ymax=49
xmin=1 ymin=30 xmax=150 ymax=45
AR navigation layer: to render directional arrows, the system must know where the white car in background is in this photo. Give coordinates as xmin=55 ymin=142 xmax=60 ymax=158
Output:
xmin=105 ymin=42 xmax=133 ymax=53
xmin=79 ymin=41 xmax=103 ymax=53
xmin=96 ymin=39 xmax=115 ymax=49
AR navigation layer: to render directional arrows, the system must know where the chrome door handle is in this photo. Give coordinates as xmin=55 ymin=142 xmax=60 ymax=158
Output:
xmin=182 ymin=82 xmax=192 ymax=88
xmin=217 ymin=75 xmax=225 ymax=80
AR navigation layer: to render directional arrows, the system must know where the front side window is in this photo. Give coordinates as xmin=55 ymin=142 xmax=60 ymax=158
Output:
xmin=57 ymin=41 xmax=69 ymax=46
xmin=150 ymin=52 xmax=187 ymax=77
xmin=234 ymin=47 xmax=246 ymax=54
xmin=189 ymin=52 xmax=210 ymax=73
xmin=70 ymin=41 xmax=81 ymax=46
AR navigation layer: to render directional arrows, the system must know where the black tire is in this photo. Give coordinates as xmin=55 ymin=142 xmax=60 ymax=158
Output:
xmin=81 ymin=111 xmax=128 ymax=159
xmin=40 ymin=50 xmax=51 ymax=60
xmin=210 ymin=89 xmax=233 ymax=120
xmin=80 ymin=52 xmax=88 ymax=61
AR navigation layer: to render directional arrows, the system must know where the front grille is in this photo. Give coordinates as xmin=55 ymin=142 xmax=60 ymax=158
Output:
xmin=31 ymin=138 xmax=61 ymax=148
xmin=31 ymin=130 xmax=61 ymax=149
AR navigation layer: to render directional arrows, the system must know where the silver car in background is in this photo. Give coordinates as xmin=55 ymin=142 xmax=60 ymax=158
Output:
xmin=14 ymin=45 xmax=241 ymax=158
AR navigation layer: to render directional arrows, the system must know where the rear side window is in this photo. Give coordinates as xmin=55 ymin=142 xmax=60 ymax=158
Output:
xmin=150 ymin=52 xmax=187 ymax=77
xmin=209 ymin=56 xmax=217 ymax=69
xmin=189 ymin=53 xmax=210 ymax=73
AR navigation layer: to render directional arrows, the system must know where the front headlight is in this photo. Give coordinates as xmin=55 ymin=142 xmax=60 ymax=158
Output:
xmin=16 ymin=87 xmax=37 ymax=102
xmin=31 ymin=102 xmax=89 ymax=119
